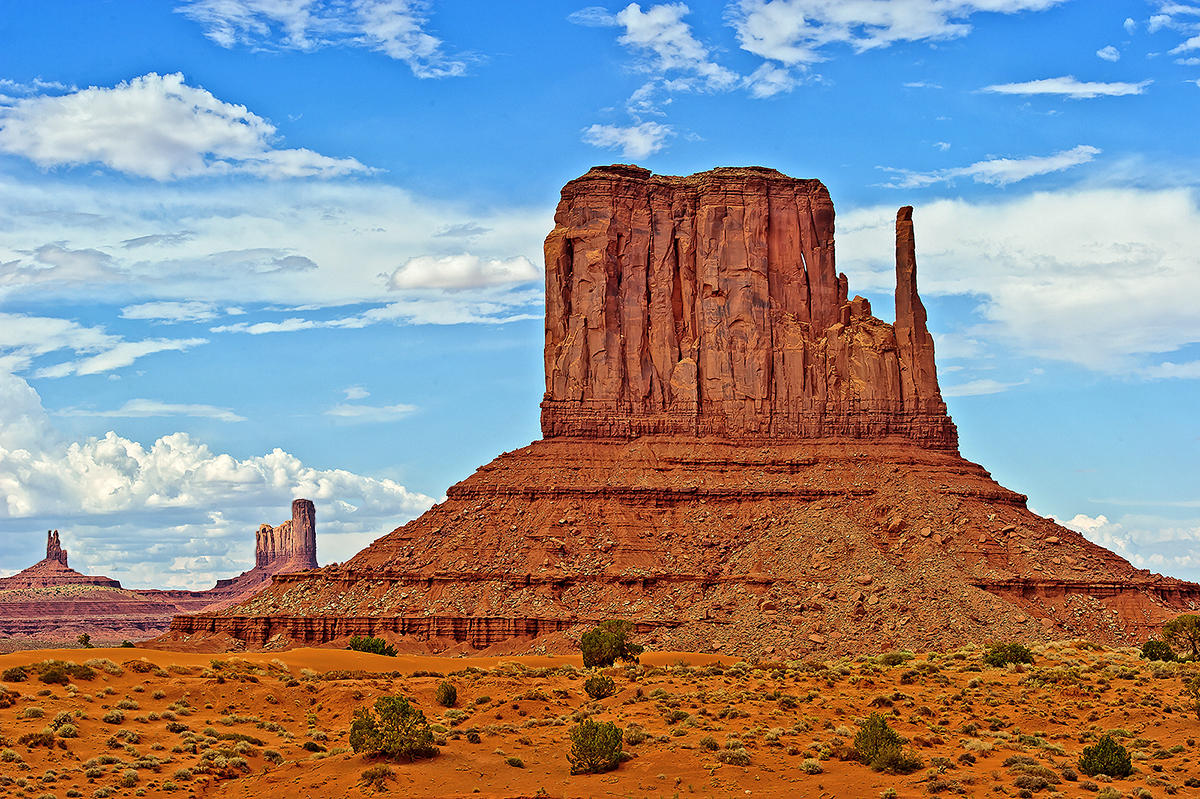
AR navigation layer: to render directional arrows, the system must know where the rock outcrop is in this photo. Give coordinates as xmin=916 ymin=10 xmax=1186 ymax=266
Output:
xmin=167 ymin=167 xmax=1200 ymax=656
xmin=541 ymin=166 xmax=956 ymax=448
xmin=0 ymin=501 xmax=320 ymax=643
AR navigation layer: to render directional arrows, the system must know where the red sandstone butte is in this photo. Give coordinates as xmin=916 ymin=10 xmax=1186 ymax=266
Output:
xmin=0 ymin=501 xmax=319 ymax=644
xmin=166 ymin=167 xmax=1200 ymax=657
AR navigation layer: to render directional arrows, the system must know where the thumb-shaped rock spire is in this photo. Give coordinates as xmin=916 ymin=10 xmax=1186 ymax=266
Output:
xmin=894 ymin=206 xmax=942 ymax=410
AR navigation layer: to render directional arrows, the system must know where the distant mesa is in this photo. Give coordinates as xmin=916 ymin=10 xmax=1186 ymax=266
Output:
xmin=0 ymin=500 xmax=319 ymax=645
xmin=154 ymin=166 xmax=1198 ymax=656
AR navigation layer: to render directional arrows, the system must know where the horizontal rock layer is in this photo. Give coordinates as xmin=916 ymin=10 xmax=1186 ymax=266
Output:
xmin=542 ymin=166 xmax=955 ymax=447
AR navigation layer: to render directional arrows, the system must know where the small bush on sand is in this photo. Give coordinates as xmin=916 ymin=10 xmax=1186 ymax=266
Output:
xmin=1140 ymin=640 xmax=1175 ymax=662
xmin=983 ymin=643 xmax=1034 ymax=668
xmin=854 ymin=712 xmax=923 ymax=774
xmin=435 ymin=682 xmax=457 ymax=708
xmin=1185 ymin=674 xmax=1200 ymax=718
xmin=580 ymin=620 xmax=643 ymax=668
xmin=1078 ymin=734 xmax=1133 ymax=778
xmin=717 ymin=747 xmax=752 ymax=766
xmin=349 ymin=696 xmax=437 ymax=761
xmin=102 ymin=710 xmax=125 ymax=725
xmin=360 ymin=764 xmax=396 ymax=792
xmin=584 ymin=675 xmax=616 ymax=700
xmin=2 ymin=666 xmax=27 ymax=682
xmin=347 ymin=636 xmax=397 ymax=657
xmin=567 ymin=719 xmax=623 ymax=774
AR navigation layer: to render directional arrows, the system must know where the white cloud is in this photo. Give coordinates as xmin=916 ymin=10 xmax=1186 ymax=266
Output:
xmin=35 ymin=338 xmax=207 ymax=379
xmin=613 ymin=3 xmax=739 ymax=91
xmin=0 ymin=371 xmax=435 ymax=588
xmin=568 ymin=6 xmax=618 ymax=26
xmin=942 ymin=378 xmax=1026 ymax=397
xmin=1123 ymin=17 xmax=1136 ymax=34
xmin=0 ymin=72 xmax=371 ymax=180
xmin=0 ymin=172 xmax=548 ymax=325
xmin=1173 ymin=33 xmax=1200 ymax=52
xmin=121 ymin=301 xmax=221 ymax=323
xmin=57 ymin=399 xmax=246 ymax=423
xmin=881 ymin=144 xmax=1100 ymax=187
xmin=1056 ymin=512 xmax=1200 ymax=582
xmin=1141 ymin=360 xmax=1200 ymax=379
xmin=1096 ymin=44 xmax=1121 ymax=61
xmin=835 ymin=187 xmax=1200 ymax=372
xmin=934 ymin=141 xmax=951 ymax=151
xmin=176 ymin=0 xmax=467 ymax=78
xmin=981 ymin=75 xmax=1152 ymax=98
xmin=386 ymin=254 xmax=539 ymax=290
xmin=343 ymin=386 xmax=370 ymax=400
xmin=583 ymin=121 xmax=675 ymax=158
xmin=743 ymin=63 xmax=799 ymax=97
xmin=324 ymin=402 xmax=418 ymax=422
xmin=729 ymin=0 xmax=1064 ymax=65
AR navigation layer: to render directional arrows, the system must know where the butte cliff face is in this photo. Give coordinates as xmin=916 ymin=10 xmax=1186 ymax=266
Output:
xmin=542 ymin=166 xmax=954 ymax=448
xmin=167 ymin=167 xmax=1200 ymax=656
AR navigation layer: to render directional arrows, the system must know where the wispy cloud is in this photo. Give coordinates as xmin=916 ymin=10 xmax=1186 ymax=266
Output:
xmin=980 ymin=75 xmax=1152 ymax=98
xmin=1096 ymin=45 xmax=1120 ymax=61
xmin=0 ymin=73 xmax=371 ymax=180
xmin=176 ymin=0 xmax=468 ymax=78
xmin=57 ymin=398 xmax=246 ymax=422
xmin=582 ymin=121 xmax=675 ymax=158
xmin=121 ymin=301 xmax=222 ymax=323
xmin=1142 ymin=360 xmax=1200 ymax=379
xmin=386 ymin=254 xmax=538 ymax=290
xmin=729 ymin=0 xmax=1065 ymax=65
xmin=35 ymin=338 xmax=207 ymax=378
xmin=942 ymin=378 xmax=1027 ymax=397
xmin=324 ymin=402 xmax=418 ymax=423
xmin=880 ymin=145 xmax=1100 ymax=188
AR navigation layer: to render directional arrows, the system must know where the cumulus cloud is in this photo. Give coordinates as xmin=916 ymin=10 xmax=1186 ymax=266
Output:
xmin=835 ymin=187 xmax=1200 ymax=372
xmin=1141 ymin=360 xmax=1200 ymax=379
xmin=612 ymin=3 xmax=739 ymax=91
xmin=57 ymin=399 xmax=246 ymax=423
xmin=1057 ymin=512 xmax=1200 ymax=582
xmin=386 ymin=254 xmax=539 ymax=290
xmin=582 ymin=121 xmax=675 ymax=158
xmin=881 ymin=145 xmax=1100 ymax=188
xmin=980 ymin=75 xmax=1152 ymax=98
xmin=0 ymin=371 xmax=435 ymax=588
xmin=1096 ymin=45 xmax=1120 ymax=61
xmin=343 ymin=386 xmax=370 ymax=400
xmin=729 ymin=0 xmax=1064 ymax=65
xmin=0 ymin=72 xmax=371 ymax=180
xmin=176 ymin=0 xmax=467 ymax=78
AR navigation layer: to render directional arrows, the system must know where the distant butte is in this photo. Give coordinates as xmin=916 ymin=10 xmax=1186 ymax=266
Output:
xmin=168 ymin=166 xmax=1200 ymax=656
xmin=0 ymin=500 xmax=319 ymax=644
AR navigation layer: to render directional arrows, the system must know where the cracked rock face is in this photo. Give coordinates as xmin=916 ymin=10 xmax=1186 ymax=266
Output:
xmin=542 ymin=166 xmax=955 ymax=448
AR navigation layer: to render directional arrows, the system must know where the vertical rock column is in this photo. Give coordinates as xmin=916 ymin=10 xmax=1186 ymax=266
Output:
xmin=290 ymin=499 xmax=318 ymax=569
xmin=893 ymin=206 xmax=943 ymax=412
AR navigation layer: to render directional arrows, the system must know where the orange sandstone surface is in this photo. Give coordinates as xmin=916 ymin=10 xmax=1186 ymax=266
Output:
xmin=0 ymin=645 xmax=1198 ymax=798
xmin=165 ymin=166 xmax=1200 ymax=657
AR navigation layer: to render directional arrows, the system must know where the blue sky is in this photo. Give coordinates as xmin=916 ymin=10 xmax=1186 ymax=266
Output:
xmin=0 ymin=0 xmax=1197 ymax=588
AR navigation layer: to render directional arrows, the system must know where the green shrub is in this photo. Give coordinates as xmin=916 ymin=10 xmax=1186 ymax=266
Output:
xmin=56 ymin=724 xmax=78 ymax=739
xmin=1164 ymin=614 xmax=1200 ymax=660
xmin=348 ymin=696 xmax=437 ymax=761
xmin=854 ymin=712 xmax=903 ymax=763
xmin=567 ymin=719 xmax=623 ymax=774
xmin=1078 ymin=734 xmax=1133 ymax=778
xmin=699 ymin=736 xmax=719 ymax=751
xmin=584 ymin=675 xmax=616 ymax=700
xmin=982 ymin=642 xmax=1034 ymax=667
xmin=102 ymin=710 xmax=125 ymax=725
xmin=347 ymin=635 xmax=397 ymax=657
xmin=1185 ymin=674 xmax=1200 ymax=718
xmin=2 ymin=666 xmax=28 ymax=682
xmin=435 ymin=682 xmax=457 ymax=708
xmin=360 ymin=764 xmax=396 ymax=792
xmin=579 ymin=620 xmax=643 ymax=668
xmin=1140 ymin=639 xmax=1175 ymax=662
xmin=717 ymin=747 xmax=751 ymax=766
xmin=38 ymin=666 xmax=70 ymax=685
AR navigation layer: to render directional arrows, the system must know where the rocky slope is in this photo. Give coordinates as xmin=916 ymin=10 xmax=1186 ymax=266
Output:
xmin=166 ymin=166 xmax=1200 ymax=656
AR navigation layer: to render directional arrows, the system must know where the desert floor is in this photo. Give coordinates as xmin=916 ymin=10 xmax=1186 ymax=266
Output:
xmin=0 ymin=642 xmax=1197 ymax=798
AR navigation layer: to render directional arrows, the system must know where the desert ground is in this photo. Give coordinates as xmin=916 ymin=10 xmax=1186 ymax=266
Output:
xmin=0 ymin=642 xmax=1197 ymax=798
